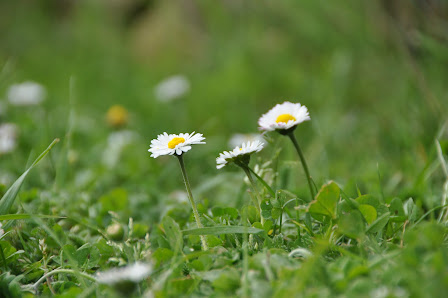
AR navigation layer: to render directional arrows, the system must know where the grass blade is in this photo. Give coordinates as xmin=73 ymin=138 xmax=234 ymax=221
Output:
xmin=182 ymin=226 xmax=264 ymax=236
xmin=0 ymin=139 xmax=59 ymax=215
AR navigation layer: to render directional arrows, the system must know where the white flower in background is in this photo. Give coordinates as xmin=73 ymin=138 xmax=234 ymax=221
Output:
xmin=96 ymin=262 xmax=152 ymax=285
xmin=154 ymin=75 xmax=190 ymax=102
xmin=0 ymin=123 xmax=18 ymax=154
xmin=103 ymin=130 xmax=138 ymax=168
xmin=148 ymin=132 xmax=205 ymax=158
xmin=7 ymin=81 xmax=46 ymax=106
xmin=228 ymin=133 xmax=265 ymax=149
xmin=258 ymin=101 xmax=310 ymax=132
xmin=216 ymin=140 xmax=264 ymax=169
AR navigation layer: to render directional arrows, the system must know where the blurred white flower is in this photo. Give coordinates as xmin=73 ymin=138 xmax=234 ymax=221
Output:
xmin=7 ymin=81 xmax=46 ymax=106
xmin=103 ymin=130 xmax=138 ymax=168
xmin=96 ymin=262 xmax=152 ymax=285
xmin=228 ymin=133 xmax=265 ymax=149
xmin=0 ymin=123 xmax=18 ymax=154
xmin=154 ymin=75 xmax=190 ymax=102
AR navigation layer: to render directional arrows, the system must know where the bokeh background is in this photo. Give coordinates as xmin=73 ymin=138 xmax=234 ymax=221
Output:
xmin=1 ymin=0 xmax=448 ymax=225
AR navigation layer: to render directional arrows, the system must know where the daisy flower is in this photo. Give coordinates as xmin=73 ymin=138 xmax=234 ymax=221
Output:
xmin=7 ymin=81 xmax=46 ymax=106
xmin=96 ymin=262 xmax=152 ymax=285
xmin=258 ymin=101 xmax=310 ymax=132
xmin=216 ymin=140 xmax=264 ymax=169
xmin=147 ymin=131 xmax=208 ymax=250
xmin=228 ymin=133 xmax=265 ymax=148
xmin=148 ymin=132 xmax=205 ymax=158
xmin=154 ymin=75 xmax=190 ymax=102
xmin=258 ymin=101 xmax=315 ymax=200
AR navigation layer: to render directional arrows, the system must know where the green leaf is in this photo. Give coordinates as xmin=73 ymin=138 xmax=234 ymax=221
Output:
xmin=356 ymin=195 xmax=380 ymax=209
xmin=74 ymin=244 xmax=100 ymax=269
xmin=338 ymin=211 xmax=365 ymax=239
xmin=403 ymin=198 xmax=418 ymax=222
xmin=99 ymin=188 xmax=128 ymax=214
xmin=389 ymin=198 xmax=405 ymax=217
xmin=162 ymin=216 xmax=183 ymax=251
xmin=182 ymin=226 xmax=264 ymax=236
xmin=308 ymin=181 xmax=340 ymax=219
xmin=358 ymin=204 xmax=377 ymax=225
xmin=0 ymin=139 xmax=59 ymax=215
xmin=366 ymin=212 xmax=390 ymax=234
xmin=261 ymin=199 xmax=273 ymax=219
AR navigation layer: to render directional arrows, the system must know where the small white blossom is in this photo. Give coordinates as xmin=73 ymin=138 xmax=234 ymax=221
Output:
xmin=154 ymin=75 xmax=190 ymax=102
xmin=7 ymin=81 xmax=46 ymax=106
xmin=258 ymin=101 xmax=310 ymax=132
xmin=103 ymin=130 xmax=138 ymax=168
xmin=216 ymin=140 xmax=264 ymax=169
xmin=148 ymin=132 xmax=205 ymax=158
xmin=228 ymin=133 xmax=265 ymax=149
xmin=96 ymin=262 xmax=152 ymax=285
xmin=0 ymin=123 xmax=18 ymax=154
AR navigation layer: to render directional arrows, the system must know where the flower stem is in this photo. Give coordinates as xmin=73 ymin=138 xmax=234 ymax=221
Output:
xmin=32 ymin=269 xmax=96 ymax=293
xmin=287 ymin=132 xmax=315 ymax=200
xmin=241 ymin=166 xmax=265 ymax=225
xmin=177 ymin=155 xmax=208 ymax=251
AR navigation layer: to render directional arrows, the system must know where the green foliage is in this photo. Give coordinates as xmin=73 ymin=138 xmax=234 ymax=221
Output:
xmin=1 ymin=0 xmax=448 ymax=296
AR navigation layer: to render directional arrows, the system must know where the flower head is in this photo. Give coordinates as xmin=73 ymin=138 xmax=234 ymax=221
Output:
xmin=0 ymin=123 xmax=18 ymax=154
xmin=96 ymin=262 xmax=152 ymax=285
xmin=154 ymin=75 xmax=190 ymax=102
xmin=228 ymin=133 xmax=265 ymax=149
xmin=148 ymin=132 xmax=205 ymax=158
xmin=106 ymin=105 xmax=129 ymax=128
xmin=258 ymin=101 xmax=310 ymax=132
xmin=216 ymin=140 xmax=264 ymax=169
xmin=7 ymin=81 xmax=46 ymax=106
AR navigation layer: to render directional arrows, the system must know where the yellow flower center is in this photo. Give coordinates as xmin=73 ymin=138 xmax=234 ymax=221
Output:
xmin=168 ymin=137 xmax=185 ymax=149
xmin=276 ymin=114 xmax=296 ymax=124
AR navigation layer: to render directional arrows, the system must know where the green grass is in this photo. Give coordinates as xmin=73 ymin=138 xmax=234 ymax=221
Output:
xmin=0 ymin=0 xmax=448 ymax=297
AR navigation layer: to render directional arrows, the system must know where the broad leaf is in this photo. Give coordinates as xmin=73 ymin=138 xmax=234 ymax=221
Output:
xmin=308 ymin=181 xmax=340 ymax=219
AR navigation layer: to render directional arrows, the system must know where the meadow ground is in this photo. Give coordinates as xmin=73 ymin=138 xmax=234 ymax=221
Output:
xmin=0 ymin=1 xmax=448 ymax=297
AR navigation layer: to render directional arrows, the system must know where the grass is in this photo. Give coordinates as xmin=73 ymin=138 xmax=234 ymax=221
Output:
xmin=0 ymin=0 xmax=448 ymax=297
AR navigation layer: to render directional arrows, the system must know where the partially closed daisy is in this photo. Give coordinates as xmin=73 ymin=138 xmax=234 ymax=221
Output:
xmin=258 ymin=101 xmax=310 ymax=133
xmin=217 ymin=140 xmax=265 ymax=223
xmin=96 ymin=262 xmax=152 ymax=285
xmin=96 ymin=262 xmax=152 ymax=294
xmin=148 ymin=132 xmax=205 ymax=158
xmin=147 ymin=131 xmax=208 ymax=250
xmin=216 ymin=140 xmax=264 ymax=169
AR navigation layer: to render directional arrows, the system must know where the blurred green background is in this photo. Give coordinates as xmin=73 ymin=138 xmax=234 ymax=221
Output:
xmin=1 ymin=0 xmax=448 ymax=223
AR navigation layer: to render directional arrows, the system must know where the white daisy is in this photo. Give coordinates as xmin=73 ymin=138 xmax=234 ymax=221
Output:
xmin=7 ymin=81 xmax=46 ymax=106
xmin=154 ymin=75 xmax=190 ymax=102
xmin=96 ymin=262 xmax=152 ymax=285
xmin=0 ymin=123 xmax=18 ymax=154
xmin=216 ymin=140 xmax=264 ymax=169
xmin=228 ymin=133 xmax=266 ymax=149
xmin=148 ymin=132 xmax=205 ymax=158
xmin=258 ymin=101 xmax=310 ymax=132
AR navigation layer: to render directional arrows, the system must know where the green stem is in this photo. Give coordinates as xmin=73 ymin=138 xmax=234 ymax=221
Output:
xmin=288 ymin=132 xmax=315 ymax=200
xmin=33 ymin=269 xmax=96 ymax=292
xmin=241 ymin=166 xmax=265 ymax=225
xmin=177 ymin=155 xmax=208 ymax=251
